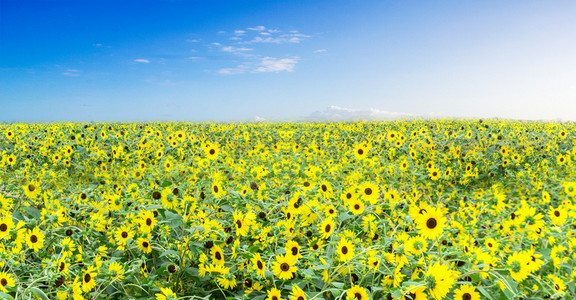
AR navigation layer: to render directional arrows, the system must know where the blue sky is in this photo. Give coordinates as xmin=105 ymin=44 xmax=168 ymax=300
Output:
xmin=1 ymin=0 xmax=576 ymax=122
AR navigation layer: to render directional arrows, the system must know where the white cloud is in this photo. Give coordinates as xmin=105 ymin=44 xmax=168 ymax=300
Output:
xmin=62 ymin=69 xmax=80 ymax=77
xmin=308 ymin=106 xmax=414 ymax=121
xmin=254 ymin=57 xmax=299 ymax=73
xmin=218 ymin=68 xmax=247 ymax=75
xmin=248 ymin=25 xmax=266 ymax=31
xmin=314 ymin=49 xmax=327 ymax=53
xmin=217 ymin=57 xmax=299 ymax=75
xmin=254 ymin=116 xmax=267 ymax=122
xmin=187 ymin=56 xmax=202 ymax=60
xmin=234 ymin=30 xmax=246 ymax=36
xmin=134 ymin=59 xmax=150 ymax=63
xmin=221 ymin=46 xmax=253 ymax=53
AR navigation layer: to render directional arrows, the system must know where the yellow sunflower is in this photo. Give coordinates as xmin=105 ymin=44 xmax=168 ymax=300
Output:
xmin=271 ymin=254 xmax=297 ymax=280
xmin=346 ymin=285 xmax=369 ymax=300
xmin=26 ymin=227 xmax=45 ymax=252
xmin=453 ymin=284 xmax=480 ymax=300
xmin=416 ymin=207 xmax=446 ymax=240
xmin=0 ymin=271 xmax=15 ymax=293
xmin=337 ymin=238 xmax=355 ymax=262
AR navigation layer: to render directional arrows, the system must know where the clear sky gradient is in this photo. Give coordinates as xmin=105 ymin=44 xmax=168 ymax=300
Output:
xmin=1 ymin=0 xmax=576 ymax=122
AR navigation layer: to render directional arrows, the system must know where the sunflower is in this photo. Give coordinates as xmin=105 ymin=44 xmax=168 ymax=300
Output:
xmin=26 ymin=227 xmax=45 ymax=252
xmin=82 ymin=265 xmax=98 ymax=292
xmin=416 ymin=207 xmax=446 ymax=240
xmin=216 ymin=273 xmax=237 ymax=289
xmin=233 ymin=210 xmax=250 ymax=237
xmin=23 ymin=181 xmax=40 ymax=198
xmin=358 ymin=182 xmax=379 ymax=205
xmin=212 ymin=181 xmax=225 ymax=198
xmin=349 ymin=199 xmax=365 ymax=215
xmin=271 ymin=254 xmax=297 ymax=280
xmin=115 ymin=224 xmax=134 ymax=249
xmin=337 ymin=238 xmax=355 ymax=262
xmin=346 ymin=285 xmax=369 ymax=300
xmin=56 ymin=257 xmax=69 ymax=274
xmin=318 ymin=217 xmax=335 ymax=239
xmin=155 ymin=287 xmax=177 ymax=300
xmin=251 ymin=253 xmax=266 ymax=278
xmin=402 ymin=285 xmax=427 ymax=300
xmin=137 ymin=237 xmax=152 ymax=254
xmin=0 ymin=216 xmax=14 ymax=240
xmin=138 ymin=210 xmax=157 ymax=234
xmin=290 ymin=284 xmax=307 ymax=300
xmin=204 ymin=143 xmax=219 ymax=160
xmin=548 ymin=206 xmax=567 ymax=225
xmin=285 ymin=240 xmax=303 ymax=260
xmin=0 ymin=271 xmax=15 ymax=293
xmin=212 ymin=245 xmax=225 ymax=265
xmin=425 ymin=262 xmax=456 ymax=300
xmin=453 ymin=285 xmax=480 ymax=300
xmin=547 ymin=274 xmax=566 ymax=295
xmin=353 ymin=144 xmax=369 ymax=160
xmin=266 ymin=287 xmax=282 ymax=300
xmin=108 ymin=261 xmax=125 ymax=281
xmin=507 ymin=251 xmax=531 ymax=282
xmin=484 ymin=237 xmax=499 ymax=253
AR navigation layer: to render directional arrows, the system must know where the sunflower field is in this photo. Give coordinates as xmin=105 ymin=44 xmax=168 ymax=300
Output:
xmin=0 ymin=120 xmax=575 ymax=300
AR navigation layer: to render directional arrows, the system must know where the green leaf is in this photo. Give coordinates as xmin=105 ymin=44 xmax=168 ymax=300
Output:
xmin=30 ymin=287 xmax=49 ymax=300
xmin=477 ymin=287 xmax=494 ymax=300
xmin=23 ymin=206 xmax=41 ymax=220
xmin=160 ymin=250 xmax=178 ymax=258
xmin=331 ymin=281 xmax=345 ymax=288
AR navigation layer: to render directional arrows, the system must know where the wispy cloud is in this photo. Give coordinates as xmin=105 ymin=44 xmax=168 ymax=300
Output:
xmin=134 ymin=59 xmax=150 ymax=63
xmin=62 ymin=69 xmax=80 ymax=77
xmin=218 ymin=57 xmax=299 ymax=75
xmin=221 ymin=46 xmax=253 ymax=53
xmin=314 ymin=49 xmax=327 ymax=53
xmin=254 ymin=57 xmax=299 ymax=73
xmin=212 ymin=26 xmax=310 ymax=75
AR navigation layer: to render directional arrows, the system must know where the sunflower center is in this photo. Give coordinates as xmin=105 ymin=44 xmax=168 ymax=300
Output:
xmin=209 ymin=149 xmax=215 ymax=155
xmin=0 ymin=279 xmax=6 ymax=286
xmin=215 ymin=252 xmax=222 ymax=260
xmin=303 ymin=181 xmax=310 ymax=187
xmin=365 ymin=188 xmax=372 ymax=195
xmin=325 ymin=224 xmax=331 ymax=232
xmin=462 ymin=293 xmax=471 ymax=300
xmin=143 ymin=241 xmax=149 ymax=248
xmin=354 ymin=204 xmax=360 ymax=210
xmin=0 ymin=224 xmax=7 ymax=232
xmin=59 ymin=262 xmax=65 ymax=271
xmin=146 ymin=218 xmax=152 ymax=226
xmin=346 ymin=193 xmax=352 ymax=199
xmin=30 ymin=235 xmax=38 ymax=243
xmin=236 ymin=220 xmax=242 ymax=228
xmin=355 ymin=293 xmax=362 ymax=299
xmin=357 ymin=149 xmax=363 ymax=155
xmin=272 ymin=297 xmax=279 ymax=300
xmin=426 ymin=218 xmax=437 ymax=229
xmin=511 ymin=261 xmax=521 ymax=272
xmin=213 ymin=185 xmax=219 ymax=193
xmin=121 ymin=232 xmax=128 ymax=238
xmin=280 ymin=262 xmax=290 ymax=271
xmin=28 ymin=184 xmax=36 ymax=192
xmin=257 ymin=261 xmax=263 ymax=269
xmin=297 ymin=297 xmax=304 ymax=300
xmin=322 ymin=185 xmax=327 ymax=192
xmin=341 ymin=246 xmax=348 ymax=254
xmin=554 ymin=210 xmax=560 ymax=217
xmin=84 ymin=273 xmax=91 ymax=283
xmin=291 ymin=247 xmax=298 ymax=256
